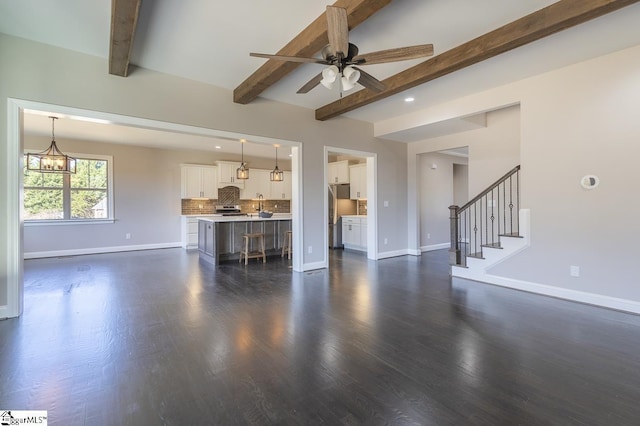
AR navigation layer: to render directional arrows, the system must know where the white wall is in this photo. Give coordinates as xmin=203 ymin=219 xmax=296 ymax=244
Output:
xmin=22 ymin=136 xmax=235 ymax=254
xmin=0 ymin=34 xmax=408 ymax=311
xmin=418 ymin=152 xmax=467 ymax=249
xmin=453 ymin=164 xmax=469 ymax=206
xmin=405 ymin=43 xmax=640 ymax=305
xmin=407 ymin=106 xmax=521 ymax=254
xmin=489 ymin=44 xmax=640 ymax=302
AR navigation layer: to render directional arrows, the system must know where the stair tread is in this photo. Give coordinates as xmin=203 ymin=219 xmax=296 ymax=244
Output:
xmin=481 ymin=242 xmax=502 ymax=249
xmin=467 ymin=252 xmax=485 ymax=259
xmin=451 ymin=264 xmax=468 ymax=269
xmin=499 ymin=233 xmax=523 ymax=238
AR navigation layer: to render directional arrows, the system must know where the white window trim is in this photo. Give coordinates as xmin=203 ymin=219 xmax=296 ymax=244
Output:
xmin=23 ymin=151 xmax=115 ymax=225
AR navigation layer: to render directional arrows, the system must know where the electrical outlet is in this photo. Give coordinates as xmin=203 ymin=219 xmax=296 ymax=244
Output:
xmin=384 ymin=201 xmax=389 ymax=207
xmin=308 ymin=246 xmax=312 ymax=254
xmin=570 ymin=265 xmax=580 ymax=277
xmin=384 ymin=238 xmax=388 ymax=245
xmin=427 ymin=233 xmax=431 ymax=239
xmin=198 ymin=204 xmax=203 ymax=209
xmin=125 ymin=233 xmax=131 ymax=240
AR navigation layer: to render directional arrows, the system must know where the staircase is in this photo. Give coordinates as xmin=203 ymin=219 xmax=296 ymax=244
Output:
xmin=449 ymin=166 xmax=530 ymax=277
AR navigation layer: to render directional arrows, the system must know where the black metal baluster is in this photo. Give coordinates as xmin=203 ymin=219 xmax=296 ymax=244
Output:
xmin=509 ymin=175 xmax=514 ymax=235
xmin=473 ymin=203 xmax=478 ymax=256
xmin=457 ymin=214 xmax=462 ymax=265
xmin=491 ymin=188 xmax=495 ymax=246
xmin=503 ymin=180 xmax=506 ymax=235
xmin=516 ymin=169 xmax=520 ymax=234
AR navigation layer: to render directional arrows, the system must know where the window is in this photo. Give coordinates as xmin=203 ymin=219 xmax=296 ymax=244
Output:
xmin=23 ymin=153 xmax=114 ymax=223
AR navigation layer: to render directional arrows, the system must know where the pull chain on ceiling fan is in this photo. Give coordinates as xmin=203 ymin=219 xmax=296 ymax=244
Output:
xmin=250 ymin=6 xmax=434 ymax=95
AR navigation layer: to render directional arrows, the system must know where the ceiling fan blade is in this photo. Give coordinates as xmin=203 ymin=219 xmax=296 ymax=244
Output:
xmin=353 ymin=44 xmax=434 ymax=65
xmin=326 ymin=6 xmax=349 ymax=57
xmin=352 ymin=67 xmax=385 ymax=92
xmin=297 ymin=72 xmax=324 ymax=94
xmin=250 ymin=53 xmax=328 ymax=64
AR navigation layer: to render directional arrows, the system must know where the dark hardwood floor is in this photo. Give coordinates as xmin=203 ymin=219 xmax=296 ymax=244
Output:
xmin=2 ymin=248 xmax=640 ymax=425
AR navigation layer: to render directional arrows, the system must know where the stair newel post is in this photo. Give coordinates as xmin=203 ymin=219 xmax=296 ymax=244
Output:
xmin=449 ymin=205 xmax=461 ymax=265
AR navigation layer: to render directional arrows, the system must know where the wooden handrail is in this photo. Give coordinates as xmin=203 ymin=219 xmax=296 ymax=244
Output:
xmin=457 ymin=165 xmax=520 ymax=214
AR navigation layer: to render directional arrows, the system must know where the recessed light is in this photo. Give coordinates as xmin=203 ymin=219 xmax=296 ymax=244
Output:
xmin=215 ymin=146 xmax=222 ymax=149
xmin=288 ymin=154 xmax=293 ymax=157
xmin=404 ymin=97 xmax=415 ymax=103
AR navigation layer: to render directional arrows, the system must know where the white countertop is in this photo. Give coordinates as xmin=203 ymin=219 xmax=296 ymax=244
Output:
xmin=341 ymin=215 xmax=368 ymax=218
xmin=195 ymin=213 xmax=291 ymax=222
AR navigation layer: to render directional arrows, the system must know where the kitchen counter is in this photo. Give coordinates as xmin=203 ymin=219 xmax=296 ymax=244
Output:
xmin=341 ymin=215 xmax=368 ymax=218
xmin=198 ymin=217 xmax=292 ymax=265
xmin=195 ymin=213 xmax=291 ymax=222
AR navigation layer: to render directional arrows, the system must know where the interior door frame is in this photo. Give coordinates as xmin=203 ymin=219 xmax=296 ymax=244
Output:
xmin=324 ymin=146 xmax=378 ymax=266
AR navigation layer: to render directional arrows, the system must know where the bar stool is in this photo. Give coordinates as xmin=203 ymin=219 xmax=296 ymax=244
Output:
xmin=240 ymin=233 xmax=266 ymax=265
xmin=281 ymin=230 xmax=292 ymax=260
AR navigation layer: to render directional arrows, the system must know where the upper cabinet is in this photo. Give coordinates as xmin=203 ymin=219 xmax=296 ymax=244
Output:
xmin=328 ymin=160 xmax=350 ymax=184
xmin=181 ymin=165 xmax=218 ymax=199
xmin=349 ymin=164 xmax=367 ymax=200
xmin=241 ymin=169 xmax=292 ymax=200
xmin=241 ymin=169 xmax=271 ymax=200
xmin=216 ymin=161 xmax=245 ymax=189
xmin=269 ymin=171 xmax=292 ymax=200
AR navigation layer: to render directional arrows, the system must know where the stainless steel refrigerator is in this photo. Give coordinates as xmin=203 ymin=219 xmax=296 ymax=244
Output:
xmin=328 ymin=184 xmax=356 ymax=249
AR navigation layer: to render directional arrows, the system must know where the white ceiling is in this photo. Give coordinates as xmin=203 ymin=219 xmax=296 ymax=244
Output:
xmin=2 ymin=0 xmax=640 ymax=148
xmin=22 ymin=111 xmax=292 ymax=159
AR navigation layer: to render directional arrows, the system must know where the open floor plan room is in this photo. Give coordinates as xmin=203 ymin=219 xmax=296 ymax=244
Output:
xmin=2 ymin=249 xmax=640 ymax=424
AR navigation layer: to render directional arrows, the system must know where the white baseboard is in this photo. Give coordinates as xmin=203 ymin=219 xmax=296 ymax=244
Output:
xmin=303 ymin=261 xmax=327 ymax=271
xmin=377 ymin=249 xmax=410 ymax=259
xmin=452 ymin=272 xmax=640 ymax=315
xmin=0 ymin=305 xmax=9 ymax=320
xmin=24 ymin=242 xmax=183 ymax=259
xmin=420 ymin=243 xmax=449 ymax=252
xmin=407 ymin=249 xmax=421 ymax=256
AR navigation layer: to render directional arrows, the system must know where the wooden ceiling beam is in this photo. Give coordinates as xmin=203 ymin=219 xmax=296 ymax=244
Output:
xmin=316 ymin=0 xmax=640 ymax=121
xmin=233 ymin=0 xmax=392 ymax=105
xmin=109 ymin=0 xmax=142 ymax=77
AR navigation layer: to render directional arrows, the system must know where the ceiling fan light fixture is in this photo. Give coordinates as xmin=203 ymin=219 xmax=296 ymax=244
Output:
xmin=321 ymin=65 xmax=339 ymax=89
xmin=341 ymin=66 xmax=360 ymax=91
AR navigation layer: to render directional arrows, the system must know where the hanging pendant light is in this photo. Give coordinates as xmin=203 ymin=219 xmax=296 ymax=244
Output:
xmin=236 ymin=139 xmax=249 ymax=180
xmin=270 ymin=144 xmax=284 ymax=182
xmin=27 ymin=116 xmax=76 ymax=174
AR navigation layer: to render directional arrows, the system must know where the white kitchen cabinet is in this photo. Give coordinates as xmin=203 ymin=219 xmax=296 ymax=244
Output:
xmin=360 ymin=217 xmax=367 ymax=248
xmin=181 ymin=216 xmax=201 ymax=249
xmin=349 ymin=164 xmax=367 ymax=200
xmin=342 ymin=217 xmax=361 ymax=247
xmin=342 ymin=216 xmax=368 ymax=251
xmin=181 ymin=165 xmax=217 ymax=199
xmin=269 ymin=171 xmax=292 ymax=199
xmin=216 ymin=161 xmax=245 ymax=189
xmin=328 ymin=160 xmax=350 ymax=184
xmin=241 ymin=169 xmax=271 ymax=200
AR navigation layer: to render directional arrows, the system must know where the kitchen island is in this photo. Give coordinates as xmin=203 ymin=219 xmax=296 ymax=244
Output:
xmin=197 ymin=215 xmax=292 ymax=265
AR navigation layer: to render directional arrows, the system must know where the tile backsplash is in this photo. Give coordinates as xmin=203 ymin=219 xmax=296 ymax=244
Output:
xmin=181 ymin=197 xmax=291 ymax=215
xmin=238 ymin=199 xmax=290 ymax=214
xmin=182 ymin=199 xmax=217 ymax=215
xmin=358 ymin=200 xmax=367 ymax=214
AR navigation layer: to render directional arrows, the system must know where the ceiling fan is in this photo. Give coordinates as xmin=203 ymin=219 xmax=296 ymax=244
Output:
xmin=250 ymin=5 xmax=434 ymax=94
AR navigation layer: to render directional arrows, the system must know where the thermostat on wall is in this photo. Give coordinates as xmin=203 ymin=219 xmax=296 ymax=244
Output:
xmin=580 ymin=175 xmax=600 ymax=189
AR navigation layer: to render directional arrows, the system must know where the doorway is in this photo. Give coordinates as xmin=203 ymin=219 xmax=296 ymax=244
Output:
xmin=324 ymin=146 xmax=377 ymax=267
xmin=3 ymin=98 xmax=304 ymax=318
xmin=418 ymin=147 xmax=468 ymax=253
